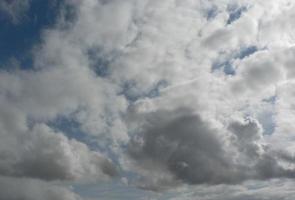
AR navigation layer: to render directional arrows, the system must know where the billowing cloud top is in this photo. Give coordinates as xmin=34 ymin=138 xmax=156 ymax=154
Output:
xmin=1 ymin=0 xmax=295 ymax=199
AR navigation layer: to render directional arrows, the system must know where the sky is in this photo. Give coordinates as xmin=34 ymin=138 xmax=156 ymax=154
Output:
xmin=1 ymin=0 xmax=295 ymax=199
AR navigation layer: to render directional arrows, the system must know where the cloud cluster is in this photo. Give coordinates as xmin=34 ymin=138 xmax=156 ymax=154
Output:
xmin=0 ymin=0 xmax=130 ymax=198
xmin=2 ymin=0 xmax=295 ymax=199
xmin=126 ymin=108 xmax=295 ymax=190
xmin=0 ymin=71 xmax=117 ymax=198
xmin=0 ymin=123 xmax=116 ymax=181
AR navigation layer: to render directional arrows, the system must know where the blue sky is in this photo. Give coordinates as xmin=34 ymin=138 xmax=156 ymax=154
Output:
xmin=0 ymin=0 xmax=62 ymax=69
xmin=1 ymin=1 xmax=295 ymax=200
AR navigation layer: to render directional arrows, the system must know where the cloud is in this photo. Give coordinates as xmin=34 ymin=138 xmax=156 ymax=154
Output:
xmin=0 ymin=69 xmax=118 ymax=198
xmin=0 ymin=124 xmax=117 ymax=181
xmin=0 ymin=176 xmax=82 ymax=200
xmin=0 ymin=0 xmax=31 ymax=24
xmin=127 ymin=108 xmax=235 ymax=187
xmin=127 ymin=108 xmax=295 ymax=190
xmin=2 ymin=0 xmax=295 ymax=199
xmin=164 ymin=179 xmax=295 ymax=200
xmin=0 ymin=0 xmax=130 ymax=198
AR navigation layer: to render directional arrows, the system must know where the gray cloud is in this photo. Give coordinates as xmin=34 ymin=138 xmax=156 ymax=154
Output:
xmin=2 ymin=0 xmax=295 ymax=199
xmin=128 ymin=108 xmax=237 ymax=186
xmin=165 ymin=179 xmax=295 ymax=200
xmin=0 ymin=123 xmax=117 ymax=181
xmin=0 ymin=176 xmax=82 ymax=200
xmin=128 ymin=108 xmax=295 ymax=190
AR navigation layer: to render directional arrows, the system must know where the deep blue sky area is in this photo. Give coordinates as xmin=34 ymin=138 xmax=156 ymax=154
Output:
xmin=0 ymin=0 xmax=63 ymax=69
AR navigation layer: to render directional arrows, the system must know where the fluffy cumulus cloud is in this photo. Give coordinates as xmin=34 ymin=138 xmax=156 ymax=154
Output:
xmin=2 ymin=0 xmax=295 ymax=199
xmin=126 ymin=108 xmax=295 ymax=190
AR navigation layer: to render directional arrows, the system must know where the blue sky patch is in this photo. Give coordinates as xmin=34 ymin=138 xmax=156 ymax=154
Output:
xmin=212 ymin=60 xmax=236 ymax=75
xmin=48 ymin=116 xmax=87 ymax=142
xmin=227 ymin=5 xmax=247 ymax=25
xmin=205 ymin=5 xmax=218 ymax=21
xmin=263 ymin=95 xmax=277 ymax=104
xmin=212 ymin=46 xmax=258 ymax=75
xmin=258 ymin=110 xmax=276 ymax=136
xmin=0 ymin=0 xmax=63 ymax=69
xmin=120 ymin=80 xmax=168 ymax=102
xmin=238 ymin=46 xmax=258 ymax=59
xmin=260 ymin=96 xmax=277 ymax=135
xmin=87 ymin=47 xmax=112 ymax=77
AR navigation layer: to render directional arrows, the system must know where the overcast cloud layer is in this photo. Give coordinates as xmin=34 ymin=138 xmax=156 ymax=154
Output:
xmin=1 ymin=0 xmax=295 ymax=199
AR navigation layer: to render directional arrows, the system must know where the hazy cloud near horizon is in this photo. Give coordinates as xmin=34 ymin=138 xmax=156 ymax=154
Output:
xmin=2 ymin=0 xmax=295 ymax=199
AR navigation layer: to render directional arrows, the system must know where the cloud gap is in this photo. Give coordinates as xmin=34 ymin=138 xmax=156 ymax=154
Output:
xmin=227 ymin=5 xmax=248 ymax=25
xmin=212 ymin=46 xmax=258 ymax=75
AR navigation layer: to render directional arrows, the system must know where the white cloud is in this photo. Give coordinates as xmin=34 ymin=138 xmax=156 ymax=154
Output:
xmin=2 ymin=0 xmax=295 ymax=199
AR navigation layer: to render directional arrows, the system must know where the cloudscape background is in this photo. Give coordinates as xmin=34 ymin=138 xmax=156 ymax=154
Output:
xmin=1 ymin=0 xmax=295 ymax=199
